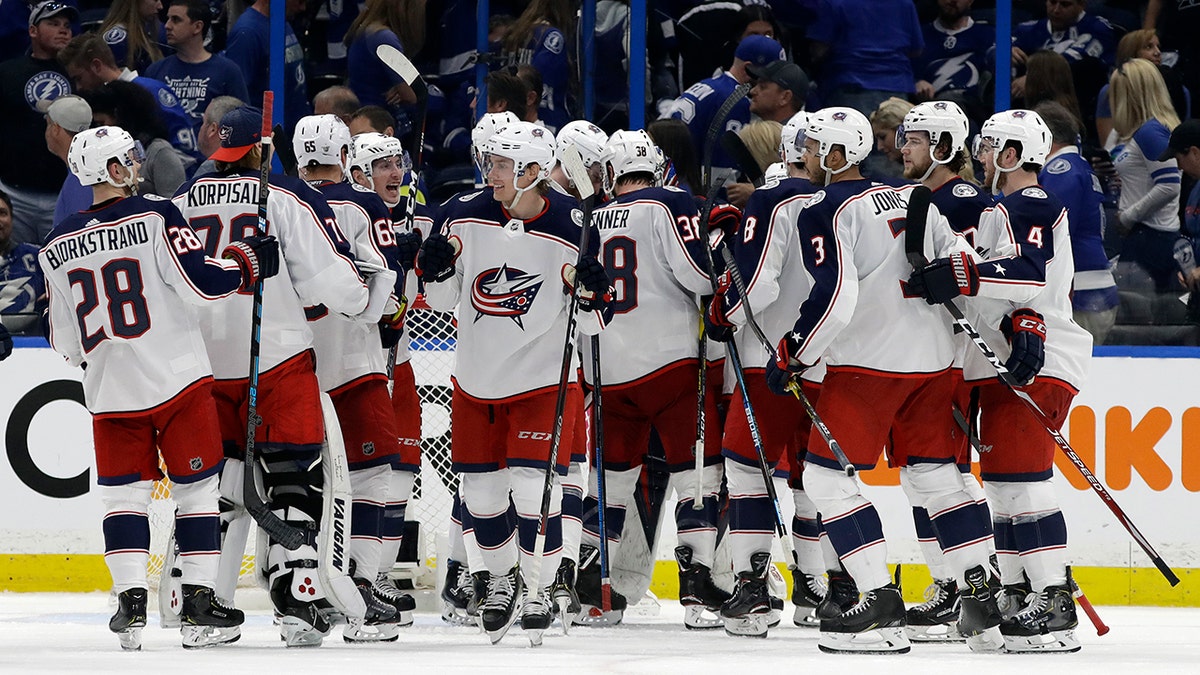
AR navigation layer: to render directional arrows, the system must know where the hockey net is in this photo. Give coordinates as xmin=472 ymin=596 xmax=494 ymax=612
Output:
xmin=147 ymin=298 xmax=457 ymax=591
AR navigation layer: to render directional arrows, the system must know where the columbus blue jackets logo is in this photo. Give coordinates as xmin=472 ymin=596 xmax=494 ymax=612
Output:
xmin=832 ymin=111 xmax=847 ymax=121
xmin=470 ymin=265 xmax=543 ymax=327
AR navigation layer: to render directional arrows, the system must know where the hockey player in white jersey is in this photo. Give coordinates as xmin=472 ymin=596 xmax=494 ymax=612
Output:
xmin=707 ymin=111 xmax=853 ymax=637
xmin=896 ymin=100 xmax=997 ymax=641
xmin=173 ymin=106 xmax=382 ymax=647
xmin=42 ymin=126 xmax=278 ymax=649
xmin=293 ymin=115 xmax=416 ymax=642
xmin=908 ymin=109 xmax=1092 ymax=653
xmin=768 ymin=107 xmax=1000 ymax=654
xmin=551 ymin=120 xmax=608 ymax=199
xmin=572 ymin=129 xmax=727 ymax=629
xmin=418 ymin=120 xmax=610 ymax=644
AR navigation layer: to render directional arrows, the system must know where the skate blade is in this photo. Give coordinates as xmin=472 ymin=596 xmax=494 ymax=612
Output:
xmin=343 ymin=621 xmax=401 ymax=643
xmin=280 ymin=616 xmax=327 ymax=648
xmin=792 ymin=606 xmax=820 ymax=628
xmin=965 ymin=626 xmax=1006 ymax=653
xmin=1002 ymin=629 xmax=1081 ymax=653
xmin=572 ymin=605 xmax=623 ymax=627
xmin=181 ymin=625 xmax=242 ymax=649
xmin=683 ymin=605 xmax=724 ymax=630
xmin=722 ymin=614 xmax=769 ymax=638
xmin=442 ymin=604 xmax=478 ymax=627
xmin=818 ymin=626 xmax=911 ymax=654
xmin=527 ymin=628 xmax=544 ymax=647
xmin=907 ymin=623 xmax=966 ymax=642
xmin=116 ymin=628 xmax=143 ymax=652
xmin=767 ymin=607 xmax=782 ymax=628
xmin=556 ymin=597 xmax=575 ymax=635
xmin=394 ymin=610 xmax=414 ymax=628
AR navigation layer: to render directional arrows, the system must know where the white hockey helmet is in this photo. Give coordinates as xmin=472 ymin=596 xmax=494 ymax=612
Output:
xmin=897 ymin=100 xmax=970 ymax=181
xmin=481 ymin=121 xmax=556 ymax=182
xmin=556 ymin=120 xmax=609 ymax=167
xmin=780 ymin=111 xmax=809 ymax=164
xmin=805 ymin=107 xmax=872 ymax=179
xmin=67 ymin=125 xmax=142 ymax=188
xmin=763 ymin=161 xmax=789 ymax=184
xmin=350 ymin=132 xmax=408 ymax=182
xmin=601 ymin=129 xmax=664 ymax=194
xmin=976 ymin=109 xmax=1052 ymax=194
xmin=470 ymin=111 xmax=520 ymax=173
xmin=293 ymin=114 xmax=352 ymax=170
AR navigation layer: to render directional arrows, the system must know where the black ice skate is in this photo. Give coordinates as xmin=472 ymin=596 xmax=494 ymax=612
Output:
xmin=342 ymin=577 xmax=399 ymax=644
xmin=478 ymin=566 xmax=523 ymax=645
xmin=905 ymin=577 xmax=963 ymax=642
xmin=521 ymin=585 xmax=553 ymax=647
xmin=816 ymin=569 xmax=859 ymax=620
xmin=720 ymin=551 xmax=772 ymax=638
xmin=791 ymin=569 xmax=825 ymax=628
xmin=440 ymin=558 xmax=476 ymax=626
xmin=1000 ymin=584 xmax=1080 ymax=653
xmin=109 ymin=588 xmax=148 ymax=651
xmin=573 ymin=544 xmax=627 ymax=626
xmin=180 ymin=585 xmax=244 ymax=648
xmin=818 ymin=583 xmax=910 ymax=654
xmin=374 ymin=573 xmax=416 ymax=626
xmin=956 ymin=565 xmax=1005 ymax=652
xmin=997 ymin=578 xmax=1034 ymax=620
xmin=271 ymin=574 xmax=332 ymax=648
xmin=676 ymin=545 xmax=730 ymax=630
xmin=550 ymin=558 xmax=581 ymax=632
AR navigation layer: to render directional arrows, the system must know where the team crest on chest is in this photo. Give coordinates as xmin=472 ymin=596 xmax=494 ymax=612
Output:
xmin=470 ymin=264 xmax=543 ymax=327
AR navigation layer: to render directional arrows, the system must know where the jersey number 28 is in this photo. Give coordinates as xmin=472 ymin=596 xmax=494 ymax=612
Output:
xmin=68 ymin=259 xmax=150 ymax=353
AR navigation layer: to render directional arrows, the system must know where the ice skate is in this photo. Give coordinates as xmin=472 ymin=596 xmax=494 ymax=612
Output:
xmin=818 ymin=583 xmax=910 ymax=654
xmin=550 ymin=558 xmax=581 ymax=632
xmin=109 ymin=588 xmax=147 ymax=652
xmin=1000 ymin=584 xmax=1081 ymax=653
xmin=816 ymin=569 xmax=859 ymax=620
xmin=373 ymin=573 xmax=416 ymax=627
xmin=956 ymin=565 xmax=1005 ymax=652
xmin=574 ymin=544 xmax=626 ymax=626
xmin=478 ymin=567 xmax=523 ymax=644
xmin=440 ymin=559 xmax=477 ymax=626
xmin=522 ymin=586 xmax=553 ymax=647
xmin=720 ymin=552 xmax=772 ymax=638
xmin=997 ymin=579 xmax=1034 ymax=620
xmin=676 ymin=546 xmax=729 ymax=630
xmin=342 ymin=577 xmax=399 ymax=643
xmin=180 ymin=585 xmax=243 ymax=648
xmin=905 ymin=577 xmax=963 ymax=642
xmin=791 ymin=569 xmax=825 ymax=628
xmin=271 ymin=574 xmax=331 ymax=648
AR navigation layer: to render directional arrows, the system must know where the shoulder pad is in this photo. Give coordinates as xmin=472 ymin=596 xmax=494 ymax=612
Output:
xmin=1045 ymin=158 xmax=1071 ymax=175
xmin=952 ymin=182 xmax=979 ymax=198
xmin=1020 ymin=187 xmax=1048 ymax=199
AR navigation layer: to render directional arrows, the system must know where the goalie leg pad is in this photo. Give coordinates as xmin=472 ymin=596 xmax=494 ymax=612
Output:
xmin=803 ymin=464 xmax=891 ymax=592
xmin=317 ymin=392 xmax=367 ymax=623
xmin=100 ymin=481 xmax=153 ymax=593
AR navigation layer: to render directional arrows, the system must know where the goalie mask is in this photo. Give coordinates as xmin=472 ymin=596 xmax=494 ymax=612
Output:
xmin=68 ymin=125 xmax=145 ymax=190
xmin=294 ymin=114 xmax=352 ymax=173
xmin=974 ymin=109 xmax=1052 ymax=195
xmin=805 ymin=107 xmax=871 ymax=184
xmin=481 ymin=121 xmax=556 ymax=208
xmin=600 ymin=129 xmax=664 ymax=195
xmin=896 ymin=101 xmax=970 ymax=182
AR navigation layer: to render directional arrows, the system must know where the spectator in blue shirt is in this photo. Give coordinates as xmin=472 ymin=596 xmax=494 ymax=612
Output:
xmin=808 ymin=0 xmax=923 ymax=116
xmin=1011 ymin=0 xmax=1116 ymax=101
xmin=100 ymin=0 xmax=167 ymax=73
xmin=0 ymin=189 xmax=46 ymax=336
xmin=915 ymin=0 xmax=995 ymax=104
xmin=344 ymin=0 xmax=424 ymax=121
xmin=1162 ymin=120 xmax=1200 ymax=289
xmin=42 ymin=94 xmax=93 ymax=228
xmin=224 ymin=0 xmax=310 ymax=133
xmin=146 ymin=0 xmax=248 ymax=138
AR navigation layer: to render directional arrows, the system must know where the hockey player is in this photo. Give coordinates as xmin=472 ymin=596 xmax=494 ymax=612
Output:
xmin=708 ymin=111 xmax=851 ymax=637
xmin=572 ymin=129 xmax=726 ymax=630
xmin=418 ymin=120 xmax=610 ymax=645
xmin=769 ymin=107 xmax=1000 ymax=654
xmin=173 ymin=106 xmax=384 ymax=647
xmin=896 ymin=100 xmax=997 ymax=642
xmin=551 ymin=120 xmax=608 ymax=199
xmin=293 ymin=115 xmax=415 ymax=642
xmin=907 ymin=109 xmax=1092 ymax=653
xmin=42 ymin=125 xmax=277 ymax=649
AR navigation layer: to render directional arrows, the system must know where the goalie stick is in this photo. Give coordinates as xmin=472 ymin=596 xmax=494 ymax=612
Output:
xmin=904 ymin=185 xmax=1179 ymax=586
xmin=241 ymin=92 xmax=316 ymax=551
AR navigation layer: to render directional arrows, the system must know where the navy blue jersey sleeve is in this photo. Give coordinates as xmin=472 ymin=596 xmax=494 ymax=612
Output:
xmin=790 ymin=193 xmax=842 ymax=340
xmin=976 ymin=190 xmax=1063 ymax=286
xmin=159 ymin=200 xmax=243 ymax=298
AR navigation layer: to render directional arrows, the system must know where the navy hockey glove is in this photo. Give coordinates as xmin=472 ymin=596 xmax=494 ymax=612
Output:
xmin=395 ymin=230 xmax=422 ymax=271
xmin=704 ymin=271 xmax=736 ymax=343
xmin=765 ymin=332 xmax=809 ymax=396
xmin=378 ymin=295 xmax=409 ymax=349
xmin=1000 ymin=308 xmax=1046 ymax=386
xmin=0 ymin=323 xmax=12 ymax=361
xmin=707 ymin=203 xmax=742 ymax=245
xmin=222 ymin=235 xmax=280 ymax=290
xmin=907 ymin=252 xmax=979 ymax=305
xmin=416 ymin=233 xmax=459 ymax=283
xmin=572 ymin=255 xmax=612 ymax=313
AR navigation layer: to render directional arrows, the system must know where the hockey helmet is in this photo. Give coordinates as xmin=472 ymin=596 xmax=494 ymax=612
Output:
xmin=975 ymin=109 xmax=1052 ymax=167
xmin=350 ymin=132 xmax=409 ymax=182
xmin=805 ymin=107 xmax=872 ymax=175
xmin=67 ymin=125 xmax=143 ymax=188
xmin=601 ymin=129 xmax=664 ymax=194
xmin=293 ymin=114 xmax=352 ymax=170
xmin=897 ymin=101 xmax=970 ymax=156
xmin=556 ymin=120 xmax=609 ymax=167
xmin=470 ymin=111 xmax=520 ymax=173
xmin=480 ymin=121 xmax=557 ymax=184
xmin=780 ymin=111 xmax=809 ymax=164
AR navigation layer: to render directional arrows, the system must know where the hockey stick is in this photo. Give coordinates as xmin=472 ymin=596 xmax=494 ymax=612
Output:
xmin=240 ymin=92 xmax=315 ymax=551
xmin=589 ymin=333 xmax=614 ymax=614
xmin=720 ymin=130 xmax=765 ymax=187
xmin=375 ymin=44 xmax=430 ymax=386
xmin=1066 ymin=566 xmax=1110 ymax=636
xmin=904 ymin=185 xmax=1179 ymax=586
xmin=527 ymin=145 xmax=597 ymax=603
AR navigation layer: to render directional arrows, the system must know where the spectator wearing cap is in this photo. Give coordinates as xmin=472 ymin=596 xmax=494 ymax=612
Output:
xmin=0 ymin=0 xmax=77 ymax=62
xmin=748 ymin=61 xmax=809 ymax=123
xmin=43 ymin=94 xmax=93 ymax=226
xmin=191 ymin=95 xmax=246 ymax=180
xmin=0 ymin=1 xmax=76 ymax=246
xmin=0 ymin=188 xmax=46 ymax=336
xmin=662 ymin=34 xmax=785 ymax=188
xmin=145 ymin=0 xmax=249 ymax=139
xmin=1164 ymin=120 xmax=1200 ymax=289
xmin=1036 ymin=100 xmax=1118 ymax=344
xmin=808 ymin=0 xmax=923 ymax=117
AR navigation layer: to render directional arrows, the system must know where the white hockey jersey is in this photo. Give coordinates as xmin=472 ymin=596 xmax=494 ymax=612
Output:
xmin=579 ymin=185 xmax=711 ymax=386
xmin=961 ymin=186 xmax=1092 ymax=390
xmin=789 ymin=180 xmax=975 ymax=373
xmin=424 ymin=187 xmax=605 ymax=400
xmin=41 ymin=194 xmax=244 ymax=414
xmin=172 ymin=169 xmax=369 ymax=379
xmin=308 ymin=180 xmax=399 ymax=392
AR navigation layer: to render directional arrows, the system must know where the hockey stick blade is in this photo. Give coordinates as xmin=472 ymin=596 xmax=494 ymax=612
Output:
xmin=557 ymin=144 xmax=596 ymax=201
xmin=720 ymin=130 xmax=764 ymax=186
xmin=375 ymin=43 xmax=427 ymax=94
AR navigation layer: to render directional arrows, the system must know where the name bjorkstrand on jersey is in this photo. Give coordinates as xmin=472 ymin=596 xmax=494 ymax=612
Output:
xmin=42 ymin=219 xmax=150 ymax=270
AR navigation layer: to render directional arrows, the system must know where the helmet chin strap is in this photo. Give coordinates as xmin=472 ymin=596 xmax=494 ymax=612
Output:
xmin=989 ymin=152 xmax=1019 ymax=196
xmin=819 ymin=153 xmax=853 ymax=187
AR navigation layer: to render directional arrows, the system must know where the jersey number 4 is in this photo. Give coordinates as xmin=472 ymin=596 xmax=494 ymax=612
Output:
xmin=68 ymin=259 xmax=150 ymax=353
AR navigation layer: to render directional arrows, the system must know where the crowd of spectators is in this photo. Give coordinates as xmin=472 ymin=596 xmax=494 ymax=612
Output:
xmin=4 ymin=0 xmax=1200 ymax=345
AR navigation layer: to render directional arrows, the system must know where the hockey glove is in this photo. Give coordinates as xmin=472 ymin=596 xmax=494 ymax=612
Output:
xmin=704 ymin=271 xmax=736 ymax=343
xmin=222 ymin=235 xmax=280 ymax=290
xmin=0 ymin=323 xmax=11 ymax=361
xmin=395 ymin=230 xmax=422 ymax=272
xmin=378 ymin=295 xmax=409 ymax=349
xmin=1000 ymin=308 xmax=1046 ymax=386
xmin=708 ymin=203 xmax=742 ymax=243
xmin=572 ymin=255 xmax=612 ymax=313
xmin=907 ymin=252 xmax=980 ymax=305
xmin=416 ymin=233 xmax=459 ymax=283
xmin=765 ymin=332 xmax=809 ymax=396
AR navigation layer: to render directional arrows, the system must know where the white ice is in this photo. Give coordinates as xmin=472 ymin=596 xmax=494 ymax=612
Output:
xmin=0 ymin=591 xmax=1195 ymax=674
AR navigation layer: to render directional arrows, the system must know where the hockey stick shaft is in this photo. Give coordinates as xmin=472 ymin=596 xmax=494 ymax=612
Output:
xmin=1066 ymin=566 xmax=1110 ymax=636
xmin=589 ymin=334 xmax=613 ymax=612
xmin=242 ymin=92 xmax=312 ymax=551
xmin=904 ymin=186 xmax=1178 ymax=586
